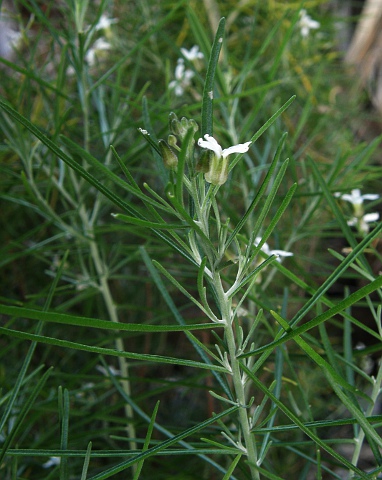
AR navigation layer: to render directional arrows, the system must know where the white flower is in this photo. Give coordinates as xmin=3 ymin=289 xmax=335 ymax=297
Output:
xmin=169 ymin=58 xmax=194 ymax=96
xmin=347 ymin=212 xmax=380 ymax=233
xmin=180 ymin=45 xmax=204 ymax=61
xmin=197 ymin=135 xmax=252 ymax=185
xmin=254 ymin=237 xmax=293 ymax=263
xmin=197 ymin=134 xmax=251 ymax=159
xmin=335 ymin=189 xmax=379 ymax=206
xmin=42 ymin=457 xmax=61 ymax=468
xmin=85 ymin=37 xmax=112 ymax=65
xmin=94 ymin=14 xmax=118 ymax=31
xmin=298 ymin=9 xmax=320 ymax=38
xmin=335 ymin=189 xmax=380 ymax=223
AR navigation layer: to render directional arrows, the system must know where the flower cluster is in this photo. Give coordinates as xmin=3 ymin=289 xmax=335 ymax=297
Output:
xmin=169 ymin=59 xmax=195 ymax=96
xmin=335 ymin=189 xmax=380 ymax=233
xmin=169 ymin=45 xmax=203 ymax=97
xmin=298 ymin=9 xmax=320 ymax=38
xmin=82 ymin=14 xmax=118 ymax=67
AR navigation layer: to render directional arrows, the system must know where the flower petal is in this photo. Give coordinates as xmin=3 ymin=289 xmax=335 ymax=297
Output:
xmin=270 ymin=249 xmax=293 ymax=257
xmin=361 ymin=194 xmax=380 ymax=201
xmin=181 ymin=45 xmax=203 ymax=60
xmin=363 ymin=212 xmax=380 ymax=222
xmin=222 ymin=141 xmax=251 ymax=158
xmin=197 ymin=134 xmax=223 ymax=157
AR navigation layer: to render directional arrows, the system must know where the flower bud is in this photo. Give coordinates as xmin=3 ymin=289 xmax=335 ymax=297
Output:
xmin=169 ymin=112 xmax=181 ymax=136
xmin=169 ymin=112 xmax=198 ymax=140
xmin=196 ymin=149 xmax=213 ymax=173
xmin=167 ymin=134 xmax=178 ymax=149
xmin=158 ymin=139 xmax=178 ymax=170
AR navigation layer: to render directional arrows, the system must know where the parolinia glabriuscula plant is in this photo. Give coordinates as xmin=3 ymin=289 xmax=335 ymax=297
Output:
xmin=111 ymin=19 xmax=300 ymax=479
xmin=1 ymin=12 xmax=382 ymax=480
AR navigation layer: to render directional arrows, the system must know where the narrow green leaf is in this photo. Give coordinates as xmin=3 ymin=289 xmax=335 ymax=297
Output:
xmin=133 ymin=401 xmax=160 ymax=480
xmin=0 ymin=326 xmax=228 ymax=373
xmin=153 ymin=260 xmax=220 ymax=323
xmin=0 ymin=304 xmax=218 ymax=332
xmin=142 ymin=97 xmax=168 ymax=184
xmin=60 ymin=134 xmax=170 ymax=213
xmin=110 ymin=145 xmax=140 ymax=190
xmin=113 ymin=213 xmax=187 ymax=230
xmin=80 ymin=442 xmax=93 ymax=480
xmin=175 ymin=128 xmax=194 ymax=205
xmin=246 ymin=181 xmax=297 ymax=270
xmin=257 ymin=259 xmax=381 ymax=342
xmin=230 ymin=96 xmax=296 ymax=172
xmin=59 ymin=388 xmax=70 ymax=480
xmin=287 ymin=220 xmax=382 ymax=329
xmin=222 ymin=453 xmax=243 ymax=480
xmin=251 ymin=415 xmax=382 ymax=434
xmin=201 ymin=17 xmax=226 ymax=136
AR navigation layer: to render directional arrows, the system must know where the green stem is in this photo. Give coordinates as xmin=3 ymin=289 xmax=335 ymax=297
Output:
xmin=81 ymin=208 xmax=137 ymax=453
xmin=349 ymin=360 xmax=382 ymax=477
xmin=75 ymin=28 xmax=137 ymax=453
xmin=214 ymin=273 xmax=260 ymax=480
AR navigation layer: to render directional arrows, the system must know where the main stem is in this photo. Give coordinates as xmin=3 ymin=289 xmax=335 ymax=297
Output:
xmin=214 ymin=273 xmax=260 ymax=480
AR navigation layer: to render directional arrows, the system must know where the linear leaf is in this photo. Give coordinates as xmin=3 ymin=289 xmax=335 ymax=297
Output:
xmin=0 ymin=304 xmax=218 ymax=332
xmin=230 ymin=96 xmax=296 ymax=172
xmin=201 ymin=17 xmax=226 ymax=136
xmin=113 ymin=213 xmax=187 ymax=230
xmin=152 ymin=260 xmax=220 ymax=323
xmin=0 ymin=326 xmax=228 ymax=373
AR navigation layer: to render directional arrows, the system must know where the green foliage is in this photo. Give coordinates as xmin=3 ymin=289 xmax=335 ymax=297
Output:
xmin=0 ymin=1 xmax=382 ymax=479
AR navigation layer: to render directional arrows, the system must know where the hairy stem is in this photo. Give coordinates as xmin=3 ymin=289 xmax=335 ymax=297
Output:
xmin=214 ymin=273 xmax=260 ymax=480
